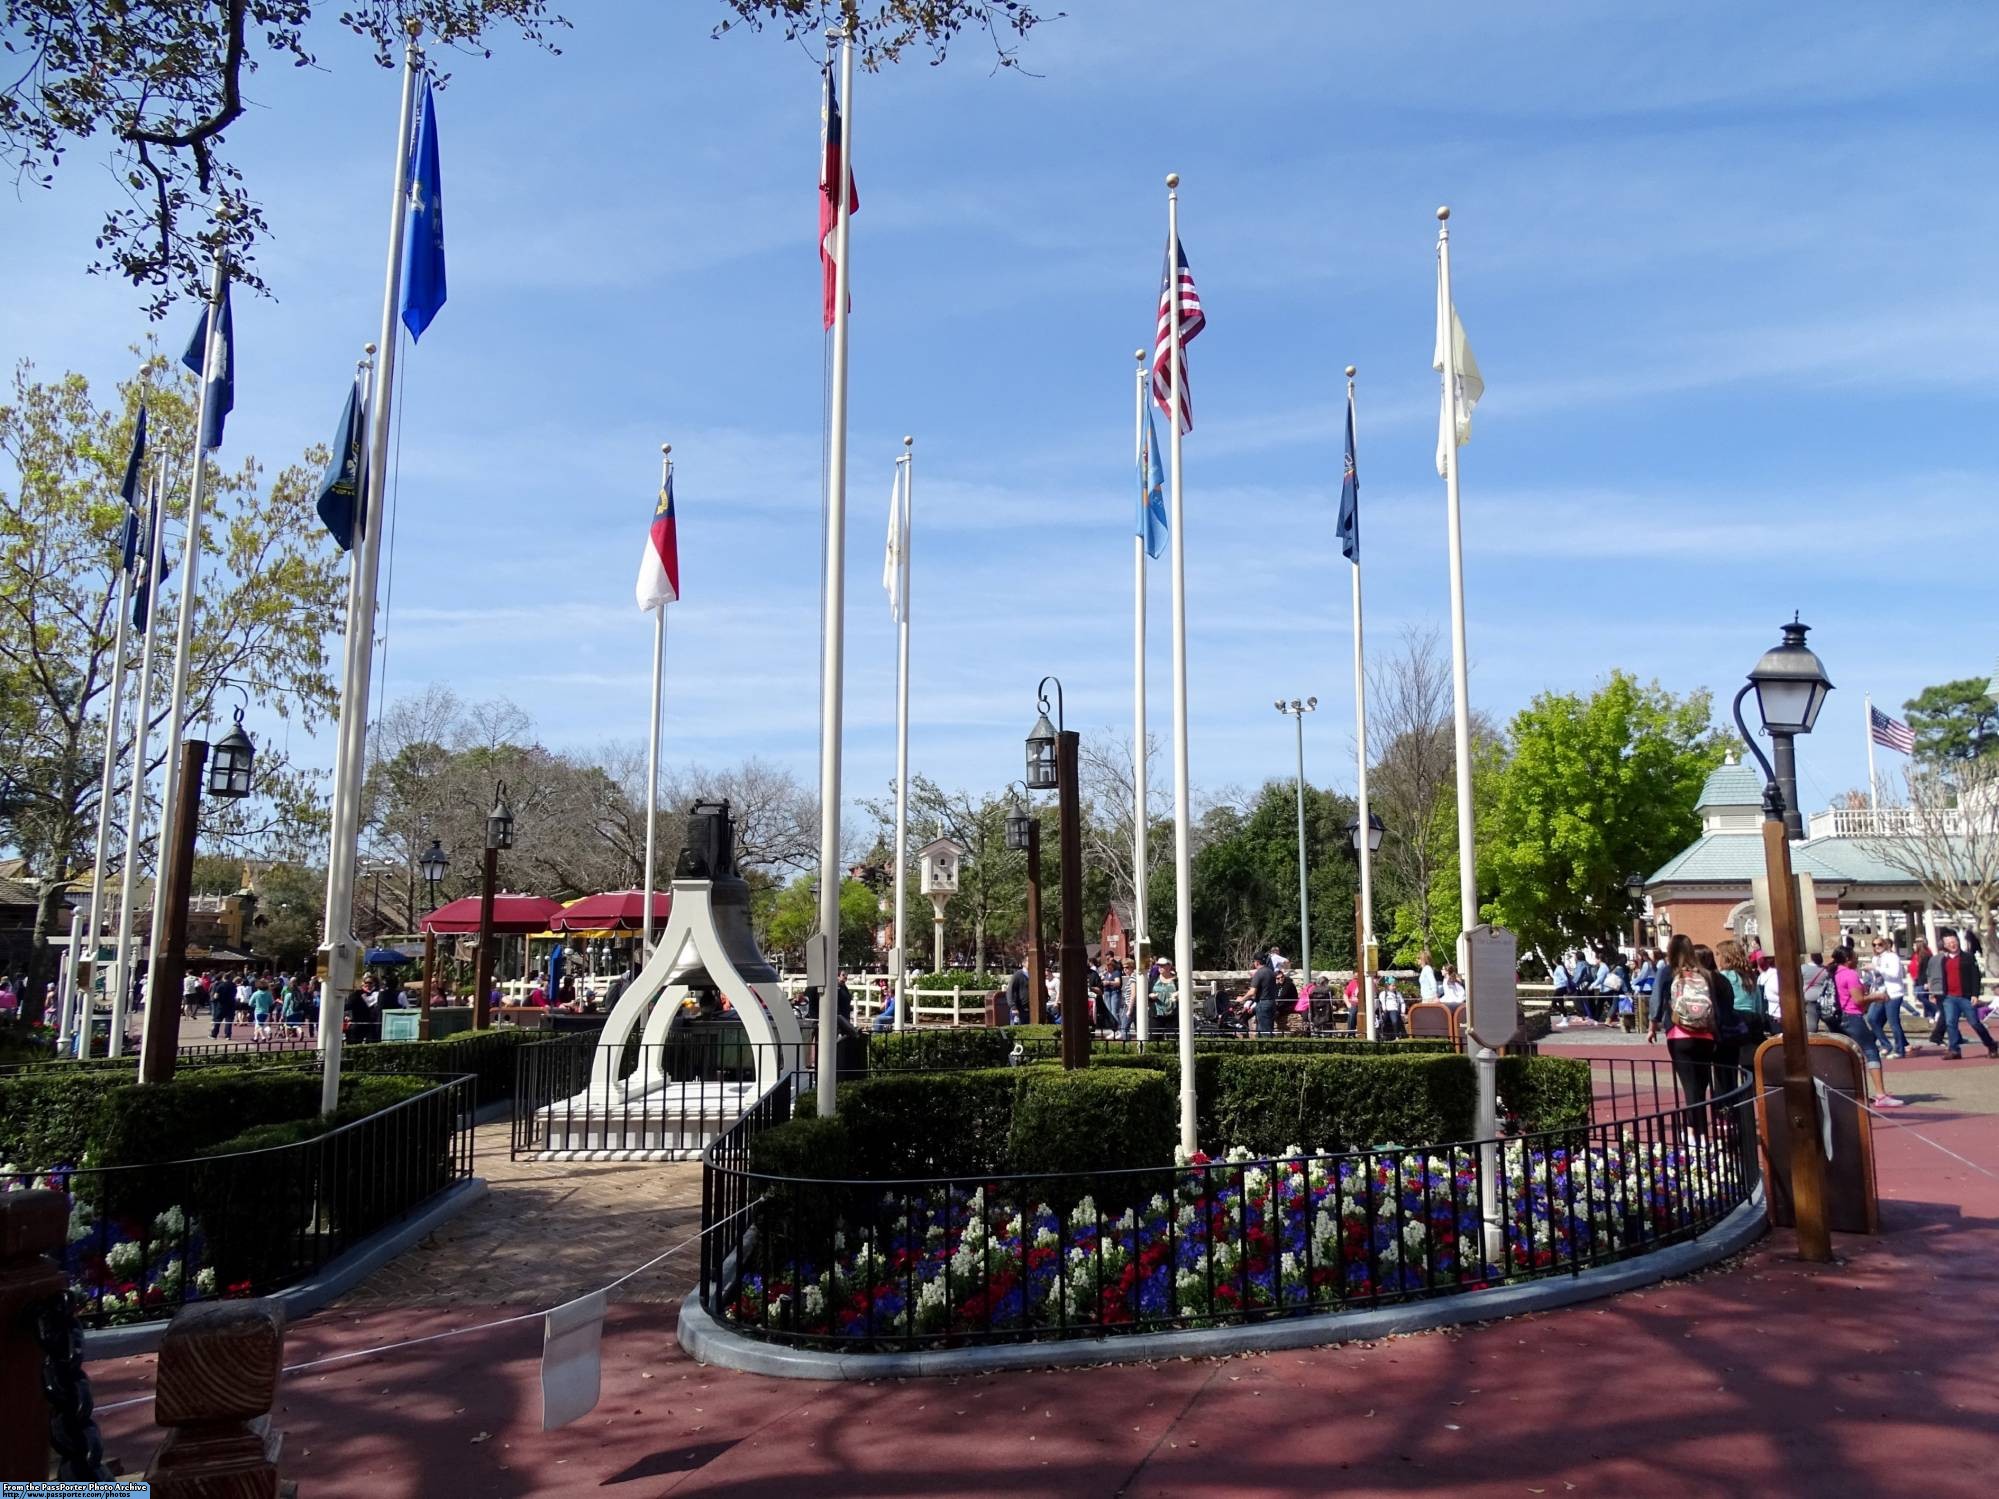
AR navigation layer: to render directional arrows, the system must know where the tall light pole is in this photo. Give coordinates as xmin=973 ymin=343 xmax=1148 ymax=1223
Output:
xmin=1004 ymin=782 xmax=1044 ymax=1024
xmin=1027 ymin=678 xmax=1087 ymax=1069
xmin=1735 ymin=615 xmax=1834 ymax=1262
xmin=1345 ymin=812 xmax=1385 ymax=1036
xmin=1275 ymin=698 xmax=1318 ymax=984
xmin=418 ymin=837 xmax=448 ymax=1040
xmin=473 ymin=782 xmax=513 ymax=1030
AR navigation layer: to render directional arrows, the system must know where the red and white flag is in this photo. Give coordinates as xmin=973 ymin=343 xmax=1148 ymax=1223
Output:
xmin=1152 ymin=234 xmax=1204 ymax=433
xmin=819 ymin=67 xmax=858 ymax=329
xmin=636 ymin=470 xmax=679 ymax=611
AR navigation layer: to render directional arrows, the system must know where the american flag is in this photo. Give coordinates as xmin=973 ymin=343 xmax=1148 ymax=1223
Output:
xmin=819 ymin=67 xmax=858 ymax=330
xmin=1152 ymin=234 xmax=1204 ymax=432
xmin=1870 ymin=705 xmax=1915 ymax=754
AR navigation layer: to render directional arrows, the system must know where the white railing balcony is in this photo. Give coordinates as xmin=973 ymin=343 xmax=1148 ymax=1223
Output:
xmin=1807 ymin=806 xmax=1939 ymax=839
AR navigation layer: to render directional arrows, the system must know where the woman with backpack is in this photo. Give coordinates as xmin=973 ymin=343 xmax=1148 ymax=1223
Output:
xmin=1646 ymin=935 xmax=1726 ymax=1118
xmin=1828 ymin=946 xmax=1903 ymax=1108
xmin=1712 ymin=938 xmax=1763 ymax=1081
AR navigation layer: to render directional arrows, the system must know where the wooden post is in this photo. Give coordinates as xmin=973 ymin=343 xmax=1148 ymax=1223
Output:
xmin=141 ymin=739 xmax=208 ymax=1084
xmin=0 ymin=1191 xmax=67 ymax=1480
xmin=145 ymin=1300 xmax=288 ymax=1499
xmin=1764 ymin=818 xmax=1833 ymax=1262
xmin=472 ymin=844 xmax=498 ymax=1030
xmin=1057 ymin=729 xmax=1090 ymax=1069
xmin=1025 ymin=819 xmax=1045 ymax=1024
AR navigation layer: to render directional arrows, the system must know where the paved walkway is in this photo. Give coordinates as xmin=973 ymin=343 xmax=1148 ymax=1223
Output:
xmin=86 ymin=1048 xmax=1999 ymax=1497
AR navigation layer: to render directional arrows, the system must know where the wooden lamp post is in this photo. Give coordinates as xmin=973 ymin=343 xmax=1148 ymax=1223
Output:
xmin=1028 ymin=677 xmax=1088 ymax=1069
xmin=473 ymin=782 xmax=512 ymax=1030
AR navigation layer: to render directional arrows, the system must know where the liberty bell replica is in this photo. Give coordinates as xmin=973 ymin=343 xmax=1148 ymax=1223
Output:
xmin=667 ymin=799 xmax=779 ymax=996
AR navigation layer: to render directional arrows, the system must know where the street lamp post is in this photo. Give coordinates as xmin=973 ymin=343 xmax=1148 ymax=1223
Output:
xmin=1733 ymin=615 xmax=1834 ymax=1262
xmin=1344 ymin=812 xmax=1385 ymax=1037
xmin=1624 ymin=871 xmax=1647 ymax=951
xmin=1027 ymin=678 xmax=1088 ymax=1068
xmin=418 ymin=837 xmax=449 ymax=1040
xmin=473 ymin=782 xmax=514 ymax=1030
xmin=1005 ymin=783 xmax=1045 ymax=1024
xmin=1275 ymin=697 xmax=1318 ymax=989
xmin=139 ymin=708 xmax=255 ymax=1083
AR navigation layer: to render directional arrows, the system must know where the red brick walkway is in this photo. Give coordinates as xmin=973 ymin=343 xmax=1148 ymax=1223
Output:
xmin=89 ymin=1051 xmax=1999 ymax=1497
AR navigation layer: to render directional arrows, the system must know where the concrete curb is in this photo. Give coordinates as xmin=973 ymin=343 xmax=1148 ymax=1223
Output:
xmin=85 ymin=1177 xmax=490 ymax=1361
xmin=675 ymin=1187 xmax=1767 ymax=1380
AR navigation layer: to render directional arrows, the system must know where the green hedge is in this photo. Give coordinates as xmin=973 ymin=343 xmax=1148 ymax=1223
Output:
xmin=1006 ymin=1067 xmax=1175 ymax=1179
xmin=909 ymin=969 xmax=1006 ymax=992
xmin=1203 ymin=1053 xmax=1477 ymax=1154
xmin=830 ymin=1068 xmax=1021 ymax=1178
xmin=866 ymin=1027 xmax=1014 ymax=1073
xmin=0 ymin=1066 xmax=113 ymax=1170
xmin=1495 ymin=1055 xmax=1592 ymax=1133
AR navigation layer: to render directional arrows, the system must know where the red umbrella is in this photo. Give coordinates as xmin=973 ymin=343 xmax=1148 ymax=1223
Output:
xmin=420 ymin=893 xmax=568 ymax=935
xmin=548 ymin=890 xmax=673 ymax=934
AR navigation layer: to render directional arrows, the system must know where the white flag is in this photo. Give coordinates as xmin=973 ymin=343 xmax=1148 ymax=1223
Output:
xmin=882 ymin=461 xmax=907 ymax=623
xmin=1433 ymin=255 xmax=1484 ymax=477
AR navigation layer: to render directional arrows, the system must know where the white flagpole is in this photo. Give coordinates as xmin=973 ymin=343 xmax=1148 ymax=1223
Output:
xmin=1349 ymin=367 xmax=1378 ymax=1042
xmin=71 ymin=533 xmax=136 ymax=1053
xmin=892 ymin=438 xmax=913 ymax=1032
xmin=815 ymin=25 xmax=857 ymax=1117
xmin=1132 ymin=349 xmax=1151 ymax=1042
xmin=1165 ymin=174 xmax=1197 ymax=1155
xmin=320 ymin=37 xmax=422 ymax=1115
xmin=142 ymin=243 xmax=228 ymax=1069
xmin=1864 ymin=693 xmax=1879 ymax=812
xmin=643 ymin=445 xmax=671 ymax=957
xmin=111 ymin=457 xmax=172 ymax=1057
xmin=1439 ymin=206 xmax=1499 ymax=1262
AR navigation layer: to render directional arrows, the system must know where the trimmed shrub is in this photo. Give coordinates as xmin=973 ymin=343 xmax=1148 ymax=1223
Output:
xmin=834 ymin=1069 xmax=1020 ymax=1179
xmin=1496 ymin=1055 xmax=1593 ymax=1133
xmin=0 ymin=1067 xmax=114 ymax=1170
xmin=1006 ymin=1067 xmax=1175 ymax=1180
xmin=910 ymin=969 xmax=1007 ymax=992
xmin=1203 ymin=1053 xmax=1478 ymax=1155
xmin=867 ymin=1027 xmax=1013 ymax=1073
xmin=749 ymin=1114 xmax=853 ymax=1182
xmin=92 ymin=1070 xmax=323 ymax=1174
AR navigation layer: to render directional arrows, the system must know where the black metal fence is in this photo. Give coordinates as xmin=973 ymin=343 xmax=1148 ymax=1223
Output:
xmin=2 ymin=1074 xmax=476 ymax=1327
xmin=698 ymin=1071 xmax=1759 ymax=1353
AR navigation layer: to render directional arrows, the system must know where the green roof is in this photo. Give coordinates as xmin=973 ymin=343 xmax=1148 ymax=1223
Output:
xmin=1649 ymin=833 xmax=1921 ymax=887
xmin=1695 ymin=761 xmax=1767 ymax=811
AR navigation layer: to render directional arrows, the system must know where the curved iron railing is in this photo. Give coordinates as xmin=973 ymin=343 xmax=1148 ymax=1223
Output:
xmin=697 ymin=1065 xmax=1759 ymax=1352
xmin=1 ymin=1074 xmax=476 ymax=1327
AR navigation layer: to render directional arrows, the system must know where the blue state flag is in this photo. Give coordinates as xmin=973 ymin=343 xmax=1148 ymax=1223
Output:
xmin=131 ymin=493 xmax=170 ymax=631
xmin=119 ymin=404 xmax=147 ymax=571
xmin=315 ymin=376 xmax=369 ymax=551
xmin=181 ymin=280 xmax=235 ymax=449
xmin=1139 ymin=408 xmax=1168 ymax=560
xmin=400 ymin=79 xmax=447 ymax=341
xmin=1336 ymin=389 xmax=1359 ymax=564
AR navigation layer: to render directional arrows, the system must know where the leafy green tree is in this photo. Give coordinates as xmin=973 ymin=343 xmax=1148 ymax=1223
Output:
xmin=6 ymin=1 xmax=1049 ymax=315
xmin=1902 ymin=679 xmax=1999 ymax=765
xmin=1481 ymin=672 xmax=1723 ymax=959
xmin=764 ymin=875 xmax=877 ymax=970
xmin=0 ymin=357 xmax=342 ymax=1020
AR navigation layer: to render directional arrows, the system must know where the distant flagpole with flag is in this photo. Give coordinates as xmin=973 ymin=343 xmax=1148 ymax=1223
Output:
xmin=134 ymin=247 xmax=232 ymax=1064
xmin=1434 ymin=205 xmax=1501 ymax=1263
xmin=1340 ymin=365 xmax=1379 ymax=1039
xmin=813 ymin=26 xmax=859 ymax=1117
xmin=1132 ymin=350 xmax=1165 ymax=1038
xmin=1158 ymin=174 xmax=1203 ymax=1154
xmin=320 ymin=35 xmax=438 ymax=1113
xmin=70 ymin=407 xmax=146 ymax=1053
xmin=886 ymin=438 xmax=913 ymax=1029
xmin=111 ymin=453 xmax=172 ymax=1061
xmin=638 ymin=447 xmax=678 ymax=955
xmin=1866 ymin=697 xmax=1916 ymax=808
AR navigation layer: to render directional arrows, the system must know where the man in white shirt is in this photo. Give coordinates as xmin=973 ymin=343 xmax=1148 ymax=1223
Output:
xmin=1418 ymin=950 xmax=1439 ymax=1003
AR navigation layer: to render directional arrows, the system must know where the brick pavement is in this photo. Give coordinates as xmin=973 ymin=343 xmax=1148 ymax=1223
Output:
xmin=336 ymin=1126 xmax=705 ymax=1308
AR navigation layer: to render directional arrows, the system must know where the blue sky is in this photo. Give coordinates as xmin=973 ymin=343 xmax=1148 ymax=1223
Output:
xmin=7 ymin=0 xmax=1997 ymax=825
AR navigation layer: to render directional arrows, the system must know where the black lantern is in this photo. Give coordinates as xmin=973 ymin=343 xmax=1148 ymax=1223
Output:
xmin=206 ymin=710 xmax=255 ymax=800
xmin=1624 ymin=871 xmax=1645 ymax=897
xmin=1025 ymin=676 xmax=1063 ymax=792
xmin=420 ymin=838 xmax=450 ymax=905
xmin=1345 ymin=811 xmax=1385 ymax=854
xmin=1005 ymin=806 xmax=1033 ymax=851
xmin=1746 ymin=615 xmax=1833 ymax=738
xmin=486 ymin=781 xmax=515 ymax=851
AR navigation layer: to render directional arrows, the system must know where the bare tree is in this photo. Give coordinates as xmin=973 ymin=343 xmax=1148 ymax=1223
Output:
xmin=662 ymin=757 xmax=818 ymax=876
xmin=1367 ymin=625 xmax=1455 ymax=952
xmin=1864 ymin=762 xmax=1999 ymax=952
xmin=1078 ymin=728 xmax=1168 ymax=933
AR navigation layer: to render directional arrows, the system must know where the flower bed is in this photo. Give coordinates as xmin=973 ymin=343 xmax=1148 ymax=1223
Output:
xmin=723 ymin=1126 xmax=1746 ymax=1348
xmin=2 ymin=1163 xmax=228 ymax=1325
